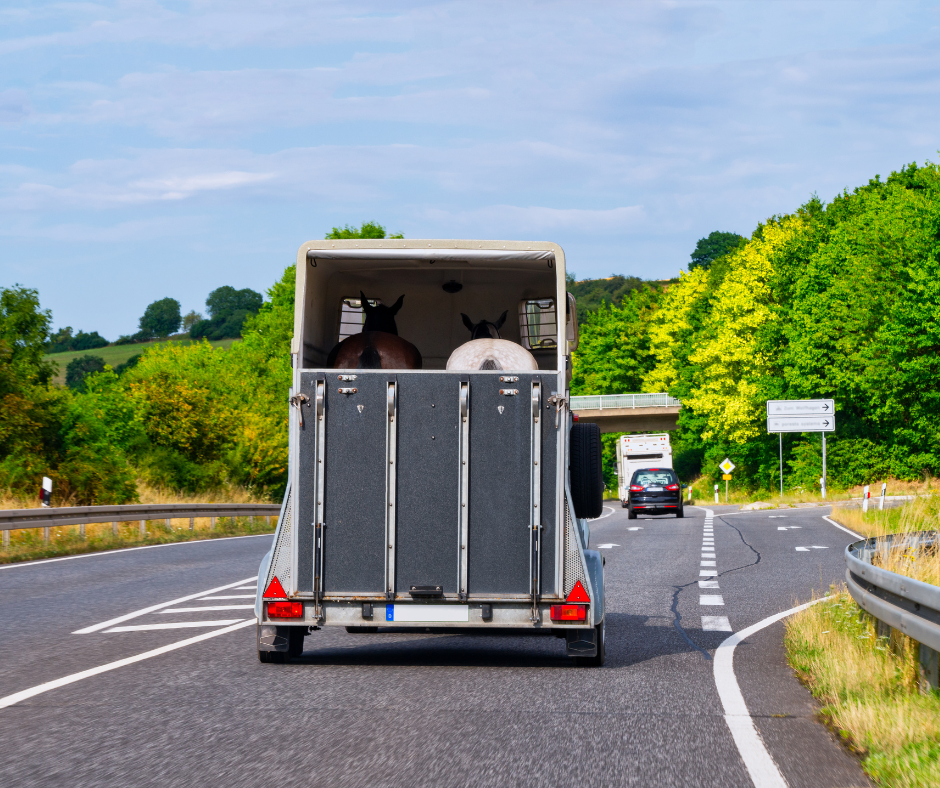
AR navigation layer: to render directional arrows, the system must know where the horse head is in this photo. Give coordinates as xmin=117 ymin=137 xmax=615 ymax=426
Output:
xmin=461 ymin=311 xmax=508 ymax=340
xmin=361 ymin=291 xmax=404 ymax=335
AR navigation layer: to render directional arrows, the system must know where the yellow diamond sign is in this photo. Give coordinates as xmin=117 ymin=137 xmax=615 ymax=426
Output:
xmin=719 ymin=458 xmax=735 ymax=474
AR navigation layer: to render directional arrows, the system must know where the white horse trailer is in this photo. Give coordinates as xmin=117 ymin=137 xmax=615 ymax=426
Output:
xmin=255 ymin=240 xmax=606 ymax=665
xmin=616 ymin=433 xmax=673 ymax=506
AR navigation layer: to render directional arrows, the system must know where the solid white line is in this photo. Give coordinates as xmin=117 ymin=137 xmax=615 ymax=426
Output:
xmin=234 ymin=586 xmax=257 ymax=590
xmin=105 ymin=619 xmax=247 ymax=632
xmin=160 ymin=605 xmax=254 ymax=613
xmin=197 ymin=594 xmax=256 ymax=600
xmin=714 ymin=597 xmax=830 ymax=788
xmin=72 ymin=576 xmax=257 ymax=634
xmin=0 ymin=619 xmax=256 ymax=710
xmin=822 ymin=515 xmax=863 ymax=540
xmin=0 ymin=533 xmax=273 ymax=571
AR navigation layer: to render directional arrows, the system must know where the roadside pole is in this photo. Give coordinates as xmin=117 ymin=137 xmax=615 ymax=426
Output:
xmin=714 ymin=484 xmax=719 ymax=504
xmin=880 ymin=482 xmax=886 ymax=510
xmin=821 ymin=431 xmax=827 ymax=500
xmin=779 ymin=433 xmax=783 ymax=498
xmin=863 ymin=484 xmax=870 ymax=513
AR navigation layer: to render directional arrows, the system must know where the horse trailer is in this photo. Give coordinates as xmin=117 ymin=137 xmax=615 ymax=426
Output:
xmin=255 ymin=240 xmax=606 ymax=665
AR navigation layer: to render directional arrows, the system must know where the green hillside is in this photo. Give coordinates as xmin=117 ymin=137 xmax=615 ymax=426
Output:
xmin=45 ymin=337 xmax=240 ymax=386
xmin=568 ymin=274 xmax=674 ymax=312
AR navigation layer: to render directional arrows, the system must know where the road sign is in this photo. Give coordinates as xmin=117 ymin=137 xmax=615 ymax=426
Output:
xmin=766 ymin=399 xmax=834 ymax=416
xmin=722 ymin=474 xmax=732 ymax=481
xmin=766 ymin=415 xmax=835 ymax=433
xmin=719 ymin=458 xmax=735 ymax=474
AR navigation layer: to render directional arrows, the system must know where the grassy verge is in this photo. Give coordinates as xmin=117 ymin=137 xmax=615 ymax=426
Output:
xmin=830 ymin=494 xmax=940 ymax=541
xmin=43 ymin=336 xmax=239 ymax=385
xmin=786 ymin=588 xmax=940 ymax=787
xmin=0 ymin=483 xmax=276 ymax=564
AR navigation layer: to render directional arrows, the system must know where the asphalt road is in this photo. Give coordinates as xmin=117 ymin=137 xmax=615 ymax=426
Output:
xmin=0 ymin=506 xmax=872 ymax=787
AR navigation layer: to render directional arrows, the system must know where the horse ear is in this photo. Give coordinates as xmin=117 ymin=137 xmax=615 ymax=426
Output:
xmin=495 ymin=310 xmax=508 ymax=329
xmin=462 ymin=313 xmax=474 ymax=332
xmin=390 ymin=294 xmax=405 ymax=315
xmin=360 ymin=291 xmax=372 ymax=313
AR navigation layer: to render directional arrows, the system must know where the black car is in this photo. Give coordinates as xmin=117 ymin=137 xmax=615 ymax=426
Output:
xmin=627 ymin=468 xmax=683 ymax=519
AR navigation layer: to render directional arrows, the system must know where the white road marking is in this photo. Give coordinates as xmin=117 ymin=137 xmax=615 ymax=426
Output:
xmin=700 ymin=570 xmax=717 ymax=577
xmin=105 ymin=619 xmax=248 ymax=632
xmin=700 ymin=595 xmax=724 ymax=605
xmin=198 ymin=594 xmax=256 ymax=600
xmin=702 ymin=553 xmax=716 ymax=559
xmin=234 ymin=586 xmax=257 ymax=590
xmin=0 ymin=534 xmax=272 ymax=572
xmin=597 ymin=543 xmax=620 ymax=549
xmin=768 ymin=516 xmax=787 ymax=519
xmin=699 ymin=580 xmax=720 ymax=589
xmin=701 ymin=561 xmax=716 ymax=567
xmin=822 ymin=514 xmax=863 ymax=540
xmin=593 ymin=506 xmax=615 ymax=520
xmin=72 ymin=576 xmax=257 ymax=634
xmin=627 ymin=527 xmax=643 ymax=531
xmin=777 ymin=526 xmax=801 ymax=531
xmin=714 ymin=597 xmax=829 ymax=788
xmin=795 ymin=546 xmax=828 ymax=552
xmin=0 ymin=619 xmax=256 ymax=710
xmin=702 ymin=616 xmax=732 ymax=631
xmin=160 ymin=605 xmax=255 ymax=613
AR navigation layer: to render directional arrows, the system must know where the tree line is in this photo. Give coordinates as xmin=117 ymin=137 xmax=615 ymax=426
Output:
xmin=572 ymin=161 xmax=940 ymax=494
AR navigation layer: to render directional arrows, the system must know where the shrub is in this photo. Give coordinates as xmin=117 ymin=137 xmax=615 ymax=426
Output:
xmin=65 ymin=355 xmax=106 ymax=390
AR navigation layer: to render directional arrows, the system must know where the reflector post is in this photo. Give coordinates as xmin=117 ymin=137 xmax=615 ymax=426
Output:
xmin=566 ymin=580 xmax=590 ymax=603
xmin=263 ymin=576 xmax=287 ymax=599
xmin=550 ymin=604 xmax=587 ymax=622
xmin=267 ymin=601 xmax=304 ymax=619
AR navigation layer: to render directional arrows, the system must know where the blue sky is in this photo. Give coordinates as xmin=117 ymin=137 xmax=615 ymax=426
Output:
xmin=2 ymin=0 xmax=940 ymax=338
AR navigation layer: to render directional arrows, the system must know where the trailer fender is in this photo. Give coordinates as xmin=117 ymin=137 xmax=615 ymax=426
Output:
xmin=254 ymin=548 xmax=273 ymax=621
xmin=583 ymin=548 xmax=605 ymax=626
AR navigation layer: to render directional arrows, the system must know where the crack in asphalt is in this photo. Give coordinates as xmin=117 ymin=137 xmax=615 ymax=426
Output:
xmin=670 ymin=513 xmax=764 ymax=661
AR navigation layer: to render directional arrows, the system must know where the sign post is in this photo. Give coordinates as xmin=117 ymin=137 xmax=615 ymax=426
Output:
xmin=766 ymin=400 xmax=835 ymax=500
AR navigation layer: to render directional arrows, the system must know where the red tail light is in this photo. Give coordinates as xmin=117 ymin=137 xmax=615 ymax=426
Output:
xmin=550 ymin=604 xmax=587 ymax=622
xmin=629 ymin=484 xmax=644 ymax=492
xmin=572 ymin=413 xmax=579 ymax=421
xmin=267 ymin=601 xmax=303 ymax=619
xmin=666 ymin=484 xmax=679 ymax=491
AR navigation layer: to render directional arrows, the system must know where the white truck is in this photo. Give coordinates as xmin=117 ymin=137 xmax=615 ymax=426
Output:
xmin=254 ymin=239 xmax=607 ymax=666
xmin=616 ymin=433 xmax=672 ymax=507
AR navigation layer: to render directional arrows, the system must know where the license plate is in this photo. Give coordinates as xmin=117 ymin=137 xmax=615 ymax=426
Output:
xmin=647 ymin=486 xmax=663 ymax=492
xmin=386 ymin=604 xmax=469 ymax=623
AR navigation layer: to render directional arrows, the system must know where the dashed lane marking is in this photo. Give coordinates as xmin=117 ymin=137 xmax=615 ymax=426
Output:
xmin=702 ymin=616 xmax=732 ymax=631
xmin=597 ymin=544 xmax=620 ymax=549
xmin=160 ymin=605 xmax=254 ymax=613
xmin=701 ymin=561 xmax=717 ymax=567
xmin=105 ymin=620 xmax=248 ymax=633
xmin=699 ymin=580 xmax=720 ymax=589
xmin=795 ymin=546 xmax=828 ymax=552
xmin=700 ymin=595 xmax=724 ymax=606
xmin=700 ymin=570 xmax=718 ymax=577
xmin=627 ymin=527 xmax=642 ymax=531
xmin=0 ymin=620 xmax=256 ymax=710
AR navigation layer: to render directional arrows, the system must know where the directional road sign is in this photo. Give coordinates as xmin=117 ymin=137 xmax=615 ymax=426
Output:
xmin=766 ymin=399 xmax=834 ymax=416
xmin=766 ymin=415 xmax=835 ymax=433
xmin=719 ymin=458 xmax=735 ymax=474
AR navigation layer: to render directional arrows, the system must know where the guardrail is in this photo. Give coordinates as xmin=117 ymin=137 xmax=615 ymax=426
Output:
xmin=0 ymin=503 xmax=282 ymax=548
xmin=569 ymin=393 xmax=681 ymax=411
xmin=845 ymin=531 xmax=940 ymax=691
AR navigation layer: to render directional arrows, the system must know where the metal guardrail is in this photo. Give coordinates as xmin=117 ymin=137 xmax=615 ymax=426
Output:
xmin=845 ymin=531 xmax=940 ymax=690
xmin=0 ymin=503 xmax=282 ymax=548
xmin=569 ymin=393 xmax=681 ymax=411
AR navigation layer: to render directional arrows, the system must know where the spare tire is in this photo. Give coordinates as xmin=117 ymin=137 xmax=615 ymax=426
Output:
xmin=570 ymin=421 xmax=604 ymax=519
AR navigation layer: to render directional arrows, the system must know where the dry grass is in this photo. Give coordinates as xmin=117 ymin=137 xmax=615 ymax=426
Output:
xmin=0 ymin=481 xmax=277 ymax=564
xmin=786 ymin=588 xmax=940 ymax=787
xmin=831 ymin=494 xmax=940 ymax=544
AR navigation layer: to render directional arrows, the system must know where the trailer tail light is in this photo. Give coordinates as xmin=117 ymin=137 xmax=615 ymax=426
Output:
xmin=267 ymin=601 xmax=303 ymax=619
xmin=263 ymin=576 xmax=287 ymax=599
xmin=666 ymin=484 xmax=679 ymax=491
xmin=550 ymin=604 xmax=587 ymax=622
xmin=629 ymin=485 xmax=644 ymax=492
xmin=572 ymin=413 xmax=579 ymax=421
xmin=566 ymin=580 xmax=590 ymax=603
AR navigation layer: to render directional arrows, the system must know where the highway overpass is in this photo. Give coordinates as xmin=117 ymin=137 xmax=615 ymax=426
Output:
xmin=570 ymin=392 xmax=681 ymax=432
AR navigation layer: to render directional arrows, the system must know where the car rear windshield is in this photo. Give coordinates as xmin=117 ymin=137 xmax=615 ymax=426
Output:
xmin=632 ymin=469 xmax=677 ymax=486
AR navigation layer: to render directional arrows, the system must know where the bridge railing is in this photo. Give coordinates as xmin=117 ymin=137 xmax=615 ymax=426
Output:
xmin=569 ymin=393 xmax=681 ymax=410
xmin=845 ymin=531 xmax=940 ymax=691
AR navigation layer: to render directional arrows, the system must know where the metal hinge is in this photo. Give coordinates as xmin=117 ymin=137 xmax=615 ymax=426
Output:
xmin=289 ymin=392 xmax=310 ymax=427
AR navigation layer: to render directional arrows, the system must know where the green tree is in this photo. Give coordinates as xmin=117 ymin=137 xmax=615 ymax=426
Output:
xmin=689 ymin=231 xmax=746 ymax=272
xmin=0 ymin=285 xmax=56 ymax=384
xmin=182 ymin=310 xmax=202 ymax=331
xmin=205 ymin=286 xmax=263 ymax=320
xmin=326 ymin=221 xmax=403 ymax=240
xmin=139 ymin=297 xmax=181 ymax=338
xmin=65 ymin=355 xmax=106 ymax=390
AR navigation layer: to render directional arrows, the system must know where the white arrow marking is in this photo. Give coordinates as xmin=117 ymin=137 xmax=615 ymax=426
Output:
xmin=597 ymin=543 xmax=620 ymax=549
xmin=768 ymin=516 xmax=787 ymax=519
xmin=627 ymin=527 xmax=643 ymax=531
xmin=777 ymin=526 xmax=802 ymax=530
xmin=795 ymin=545 xmax=828 ymax=551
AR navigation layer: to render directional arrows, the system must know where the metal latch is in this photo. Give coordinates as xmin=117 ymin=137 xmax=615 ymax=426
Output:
xmin=338 ymin=374 xmax=357 ymax=381
xmin=289 ymin=392 xmax=309 ymax=427
xmin=409 ymin=585 xmax=443 ymax=599
xmin=499 ymin=376 xmax=519 ymax=382
xmin=499 ymin=389 xmax=518 ymax=396
xmin=338 ymin=387 xmax=357 ymax=395
xmin=547 ymin=393 xmax=568 ymax=429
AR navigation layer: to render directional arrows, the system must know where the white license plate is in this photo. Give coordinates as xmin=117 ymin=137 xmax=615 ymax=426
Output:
xmin=647 ymin=486 xmax=663 ymax=492
xmin=386 ymin=604 xmax=469 ymax=623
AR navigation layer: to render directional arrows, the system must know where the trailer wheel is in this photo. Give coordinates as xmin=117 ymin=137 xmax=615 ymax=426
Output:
xmin=258 ymin=650 xmax=286 ymax=664
xmin=575 ymin=620 xmax=606 ymax=667
xmin=569 ymin=422 xmax=603 ymax=519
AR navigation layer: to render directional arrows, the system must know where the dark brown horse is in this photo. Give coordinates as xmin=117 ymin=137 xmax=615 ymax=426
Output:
xmin=327 ymin=292 xmax=422 ymax=369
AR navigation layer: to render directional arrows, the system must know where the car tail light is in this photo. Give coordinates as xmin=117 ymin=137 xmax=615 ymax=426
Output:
xmin=666 ymin=484 xmax=679 ymax=491
xmin=267 ymin=601 xmax=303 ymax=618
xmin=550 ymin=604 xmax=587 ymax=622
xmin=629 ymin=484 xmax=644 ymax=492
